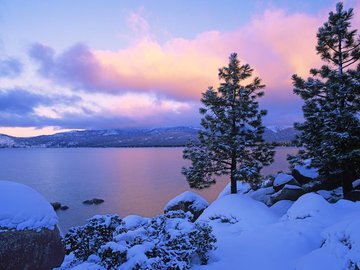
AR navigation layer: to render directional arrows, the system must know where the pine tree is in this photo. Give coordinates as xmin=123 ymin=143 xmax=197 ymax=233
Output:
xmin=182 ymin=53 xmax=275 ymax=194
xmin=291 ymin=2 xmax=360 ymax=196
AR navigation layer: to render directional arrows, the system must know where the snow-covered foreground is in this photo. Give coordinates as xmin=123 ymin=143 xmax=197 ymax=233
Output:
xmin=194 ymin=192 xmax=360 ymax=270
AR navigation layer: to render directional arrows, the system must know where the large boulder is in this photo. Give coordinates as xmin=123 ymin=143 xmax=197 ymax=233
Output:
xmin=270 ymin=184 xmax=305 ymax=204
xmin=0 ymin=181 xmax=65 ymax=269
xmin=273 ymin=173 xmax=300 ymax=192
xmin=0 ymin=227 xmax=64 ymax=270
xmin=164 ymin=191 xmax=209 ymax=221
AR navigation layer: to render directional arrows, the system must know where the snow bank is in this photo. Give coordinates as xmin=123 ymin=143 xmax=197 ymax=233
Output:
xmin=164 ymin=191 xmax=208 ymax=212
xmin=296 ymin=216 xmax=360 ymax=270
xmin=198 ymin=194 xmax=277 ymax=231
xmin=285 ymin=193 xmax=333 ymax=222
xmin=270 ymin=200 xmax=293 ymax=216
xmin=194 ymin=190 xmax=360 ymax=270
xmin=0 ymin=181 xmax=58 ymax=231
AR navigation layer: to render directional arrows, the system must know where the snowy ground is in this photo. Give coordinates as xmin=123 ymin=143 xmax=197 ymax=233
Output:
xmin=193 ymin=192 xmax=360 ymax=270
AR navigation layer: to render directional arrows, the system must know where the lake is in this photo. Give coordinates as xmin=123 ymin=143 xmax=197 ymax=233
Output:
xmin=0 ymin=147 xmax=298 ymax=232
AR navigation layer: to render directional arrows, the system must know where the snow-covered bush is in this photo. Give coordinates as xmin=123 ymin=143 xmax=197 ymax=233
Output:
xmin=60 ymin=210 xmax=216 ymax=269
xmin=98 ymin=242 xmax=127 ymax=269
xmin=63 ymin=214 xmax=124 ymax=261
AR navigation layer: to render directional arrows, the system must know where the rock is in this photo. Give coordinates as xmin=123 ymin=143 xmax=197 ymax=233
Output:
xmin=344 ymin=190 xmax=360 ymax=202
xmin=0 ymin=181 xmax=64 ymax=269
xmin=51 ymin=202 xmax=62 ymax=211
xmin=273 ymin=173 xmax=300 ymax=192
xmin=93 ymin=198 xmax=104 ymax=204
xmin=82 ymin=199 xmax=93 ymax=205
xmin=292 ymin=160 xmax=319 ymax=185
xmin=83 ymin=198 xmax=105 ymax=205
xmin=60 ymin=205 xmax=69 ymax=210
xmin=270 ymin=184 xmax=305 ymax=205
xmin=164 ymin=191 xmax=209 ymax=221
xmin=0 ymin=226 xmax=65 ymax=270
xmin=292 ymin=169 xmax=313 ymax=185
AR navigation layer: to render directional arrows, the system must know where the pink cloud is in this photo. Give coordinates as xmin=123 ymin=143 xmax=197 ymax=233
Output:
xmin=28 ymin=2 xmax=360 ymax=128
xmin=92 ymin=8 xmax=331 ymax=101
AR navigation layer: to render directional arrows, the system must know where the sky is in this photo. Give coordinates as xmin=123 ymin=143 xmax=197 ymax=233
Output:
xmin=0 ymin=0 xmax=359 ymax=137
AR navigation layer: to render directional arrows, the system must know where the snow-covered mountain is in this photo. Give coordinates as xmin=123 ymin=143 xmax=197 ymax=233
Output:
xmin=0 ymin=134 xmax=17 ymax=148
xmin=0 ymin=126 xmax=297 ymax=148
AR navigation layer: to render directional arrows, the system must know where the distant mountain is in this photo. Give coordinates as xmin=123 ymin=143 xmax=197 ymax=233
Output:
xmin=0 ymin=126 xmax=297 ymax=148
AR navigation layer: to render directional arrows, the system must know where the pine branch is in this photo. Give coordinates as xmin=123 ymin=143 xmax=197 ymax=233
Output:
xmin=343 ymin=58 xmax=359 ymax=68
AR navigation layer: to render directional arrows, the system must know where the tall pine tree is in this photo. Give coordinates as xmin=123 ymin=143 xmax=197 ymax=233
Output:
xmin=182 ymin=53 xmax=274 ymax=194
xmin=291 ymin=2 xmax=360 ymax=196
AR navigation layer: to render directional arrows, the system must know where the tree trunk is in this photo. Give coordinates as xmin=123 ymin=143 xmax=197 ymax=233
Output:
xmin=230 ymin=156 xmax=237 ymax=194
xmin=342 ymin=165 xmax=354 ymax=197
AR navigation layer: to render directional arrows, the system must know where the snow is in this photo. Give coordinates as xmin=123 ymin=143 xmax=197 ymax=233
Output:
xmin=198 ymin=194 xmax=278 ymax=232
xmin=273 ymin=173 xmax=294 ymax=187
xmin=270 ymin=200 xmax=294 ymax=216
xmin=266 ymin=125 xmax=291 ymax=133
xmin=353 ymin=178 xmax=360 ymax=188
xmin=283 ymin=184 xmax=302 ymax=190
xmin=294 ymin=160 xmax=319 ymax=179
xmin=0 ymin=135 xmax=15 ymax=147
xmin=217 ymin=181 xmax=251 ymax=198
xmin=122 ymin=215 xmax=148 ymax=230
xmin=164 ymin=191 xmax=209 ymax=211
xmin=285 ymin=193 xmax=333 ymax=222
xmin=0 ymin=181 xmax=58 ymax=231
xmin=193 ymin=192 xmax=360 ymax=270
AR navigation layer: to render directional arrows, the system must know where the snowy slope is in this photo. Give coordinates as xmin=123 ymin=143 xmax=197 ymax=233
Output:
xmin=193 ymin=192 xmax=360 ymax=270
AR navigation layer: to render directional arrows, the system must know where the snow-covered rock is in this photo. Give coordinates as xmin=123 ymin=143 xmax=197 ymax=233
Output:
xmin=270 ymin=184 xmax=305 ymax=204
xmin=0 ymin=181 xmax=64 ymax=269
xmin=273 ymin=173 xmax=299 ymax=192
xmin=292 ymin=160 xmax=319 ymax=185
xmin=0 ymin=181 xmax=58 ymax=231
xmin=164 ymin=191 xmax=208 ymax=221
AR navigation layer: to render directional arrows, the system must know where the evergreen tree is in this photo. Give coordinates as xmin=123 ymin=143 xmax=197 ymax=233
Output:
xmin=182 ymin=53 xmax=275 ymax=194
xmin=291 ymin=2 xmax=360 ymax=196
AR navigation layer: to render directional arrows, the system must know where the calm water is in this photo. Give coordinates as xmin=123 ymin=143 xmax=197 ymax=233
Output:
xmin=0 ymin=147 xmax=297 ymax=232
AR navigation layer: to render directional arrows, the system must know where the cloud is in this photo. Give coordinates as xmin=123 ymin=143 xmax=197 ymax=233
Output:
xmin=0 ymin=86 xmax=198 ymax=131
xmin=127 ymin=6 xmax=150 ymax=34
xmin=0 ymin=88 xmax=82 ymax=126
xmin=28 ymin=8 xmax=328 ymax=102
xmin=0 ymin=58 xmax=23 ymax=78
xmin=19 ymin=2 xmax=360 ymax=133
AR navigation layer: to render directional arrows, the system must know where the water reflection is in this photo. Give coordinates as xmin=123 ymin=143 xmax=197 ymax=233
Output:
xmin=0 ymin=147 xmax=298 ymax=232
